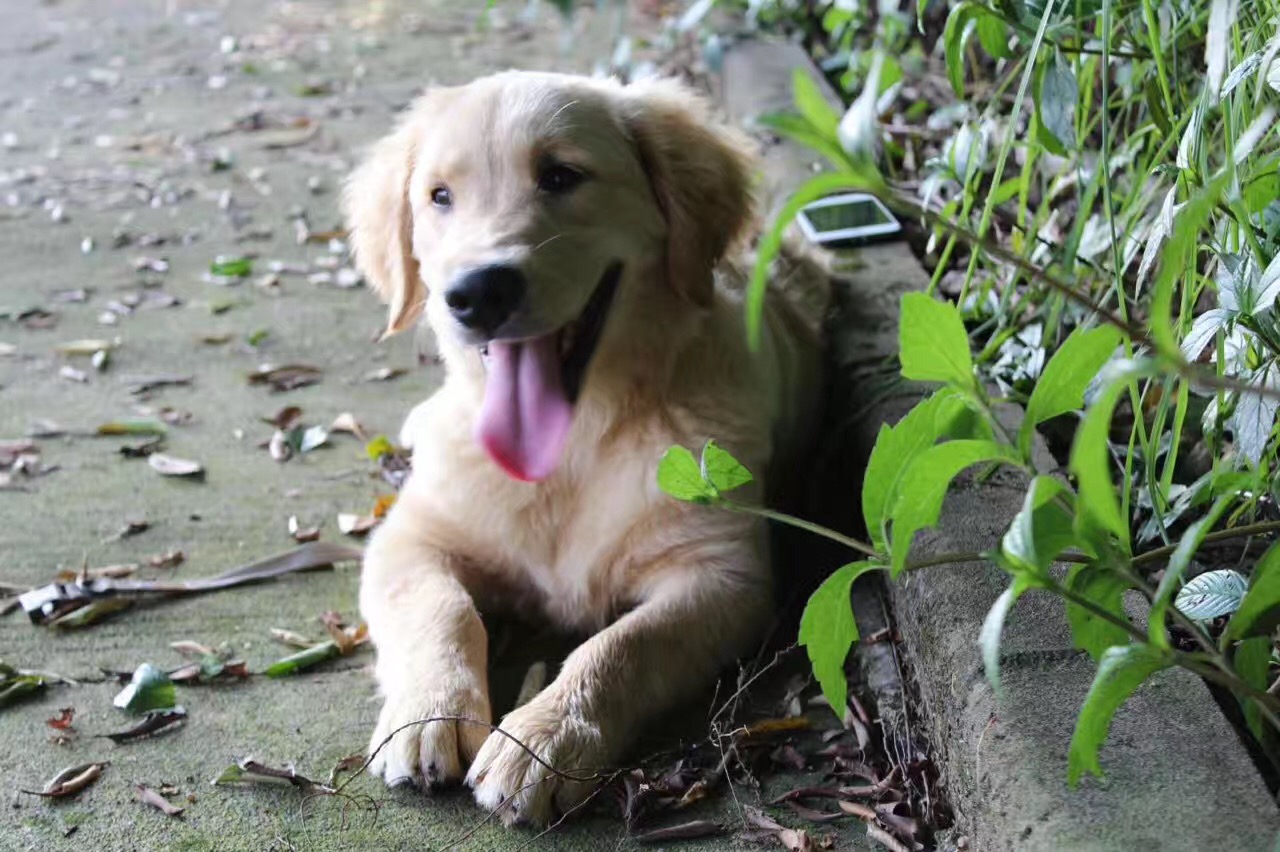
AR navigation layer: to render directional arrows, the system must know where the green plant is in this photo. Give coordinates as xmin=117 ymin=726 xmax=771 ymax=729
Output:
xmin=661 ymin=0 xmax=1280 ymax=782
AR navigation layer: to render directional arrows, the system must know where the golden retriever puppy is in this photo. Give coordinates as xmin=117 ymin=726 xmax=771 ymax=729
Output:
xmin=344 ymin=70 xmax=829 ymax=826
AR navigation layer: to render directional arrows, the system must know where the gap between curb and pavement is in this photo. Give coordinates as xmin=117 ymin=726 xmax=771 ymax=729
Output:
xmin=720 ymin=37 xmax=1280 ymax=851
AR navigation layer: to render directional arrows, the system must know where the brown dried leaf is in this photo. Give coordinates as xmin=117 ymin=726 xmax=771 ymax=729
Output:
xmin=46 ymin=707 xmax=76 ymax=730
xmin=632 ymin=820 xmax=724 ymax=844
xmin=329 ymin=412 xmax=366 ymax=440
xmin=248 ymin=364 xmax=322 ymax=393
xmin=786 ymin=802 xmax=845 ymax=823
xmin=288 ymin=516 xmax=320 ymax=543
xmin=837 ymin=800 xmax=877 ymax=821
xmin=136 ymin=783 xmax=184 ymax=817
xmin=102 ymin=707 xmax=187 ymax=743
xmin=148 ymin=549 xmax=185 ymax=569
xmin=337 ymin=513 xmax=376 ymax=537
xmin=24 ymin=761 xmax=108 ymax=798
xmin=264 ymin=406 xmax=303 ymax=430
xmin=326 ymin=753 xmax=365 ymax=787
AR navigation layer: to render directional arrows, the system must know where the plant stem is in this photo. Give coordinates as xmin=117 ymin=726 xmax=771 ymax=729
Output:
xmin=1131 ymin=520 xmax=1280 ymax=566
xmin=721 ymin=501 xmax=879 ymax=558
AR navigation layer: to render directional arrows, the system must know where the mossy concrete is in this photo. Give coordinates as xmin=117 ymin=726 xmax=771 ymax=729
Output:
xmin=0 ymin=4 xmax=872 ymax=850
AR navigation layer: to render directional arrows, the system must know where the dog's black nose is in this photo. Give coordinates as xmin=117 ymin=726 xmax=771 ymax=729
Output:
xmin=445 ymin=265 xmax=526 ymax=336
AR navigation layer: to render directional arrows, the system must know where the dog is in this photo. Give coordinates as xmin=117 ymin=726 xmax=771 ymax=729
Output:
xmin=343 ymin=70 xmax=830 ymax=826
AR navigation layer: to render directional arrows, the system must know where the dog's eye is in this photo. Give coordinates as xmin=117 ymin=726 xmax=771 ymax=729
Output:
xmin=430 ymin=186 xmax=452 ymax=208
xmin=537 ymin=164 xmax=585 ymax=195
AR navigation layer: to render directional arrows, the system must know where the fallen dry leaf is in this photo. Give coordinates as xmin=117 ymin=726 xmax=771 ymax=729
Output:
xmin=326 ymin=753 xmax=365 ymax=787
xmin=59 ymin=365 xmax=88 ymax=383
xmin=329 ymin=412 xmax=366 ymax=440
xmin=136 ymin=783 xmax=185 ymax=817
xmin=288 ymin=516 xmax=320 ymax=543
xmin=248 ymin=364 xmax=322 ymax=393
xmin=364 ymin=366 xmax=406 ymax=382
xmin=23 ymin=761 xmax=108 ymax=798
xmin=264 ymin=406 xmax=303 ymax=430
xmin=148 ymin=549 xmax=185 ymax=569
xmin=867 ymin=823 xmax=911 ymax=852
xmin=148 ymin=453 xmax=204 ymax=478
xmin=46 ymin=707 xmax=76 ymax=731
xmin=837 ymin=800 xmax=877 ymax=821
xmin=55 ymin=563 xmax=137 ymax=582
xmin=102 ymin=707 xmax=187 ymax=743
xmin=633 ymin=820 xmax=724 ymax=844
xmin=337 ymin=513 xmax=377 ymax=537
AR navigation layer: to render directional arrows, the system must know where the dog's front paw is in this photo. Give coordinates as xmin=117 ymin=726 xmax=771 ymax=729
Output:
xmin=368 ymin=678 xmax=491 ymax=790
xmin=465 ymin=696 xmax=608 ymax=826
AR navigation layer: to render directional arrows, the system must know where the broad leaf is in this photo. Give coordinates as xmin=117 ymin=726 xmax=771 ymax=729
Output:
xmin=1148 ymin=496 xmax=1234 ymax=648
xmin=980 ymin=581 xmax=1031 ymax=698
xmin=1064 ymin=562 xmax=1132 ymax=660
xmin=113 ymin=663 xmax=177 ymax=715
xmin=942 ymin=2 xmax=984 ymax=96
xmin=1036 ymin=51 xmax=1077 ymax=154
xmin=1205 ymin=0 xmax=1239 ymax=103
xmin=799 ymin=561 xmax=882 ymax=714
xmin=1068 ymin=645 xmax=1172 ymax=785
xmin=1229 ymin=367 xmax=1280 ymax=466
xmin=899 ymin=292 xmax=974 ymax=388
xmin=889 ymin=440 xmax=1017 ymax=576
xmin=1227 ymin=541 xmax=1280 ymax=639
xmin=701 ymin=440 xmax=753 ymax=494
xmin=1069 ymin=361 xmax=1153 ymax=554
xmin=1175 ymin=569 xmax=1249 ymax=621
xmin=1233 ymin=636 xmax=1272 ymax=741
xmin=862 ymin=390 xmax=971 ymax=551
xmin=1150 ymin=174 xmax=1228 ymax=357
xmin=1001 ymin=475 xmax=1078 ymax=579
xmin=1020 ymin=326 xmax=1123 ymax=457
xmin=1180 ymin=309 xmax=1231 ymax=361
xmin=657 ymin=446 xmax=716 ymax=504
xmin=791 ymin=68 xmax=840 ymax=140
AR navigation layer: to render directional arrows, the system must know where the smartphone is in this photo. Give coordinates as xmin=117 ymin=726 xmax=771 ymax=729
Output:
xmin=795 ymin=192 xmax=901 ymax=247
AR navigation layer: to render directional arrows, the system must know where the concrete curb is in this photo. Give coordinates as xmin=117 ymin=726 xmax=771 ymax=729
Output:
xmin=721 ymin=38 xmax=1280 ymax=851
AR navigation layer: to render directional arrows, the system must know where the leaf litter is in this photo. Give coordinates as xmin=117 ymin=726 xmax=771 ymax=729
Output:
xmin=22 ymin=762 xmax=109 ymax=799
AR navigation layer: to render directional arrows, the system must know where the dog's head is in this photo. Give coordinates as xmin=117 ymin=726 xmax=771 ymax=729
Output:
xmin=344 ymin=71 xmax=754 ymax=481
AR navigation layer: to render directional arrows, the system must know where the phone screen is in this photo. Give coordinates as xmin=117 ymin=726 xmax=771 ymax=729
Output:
xmin=803 ymin=200 xmax=895 ymax=233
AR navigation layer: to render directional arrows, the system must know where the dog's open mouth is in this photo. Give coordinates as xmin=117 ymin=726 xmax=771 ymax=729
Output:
xmin=475 ymin=262 xmax=622 ymax=482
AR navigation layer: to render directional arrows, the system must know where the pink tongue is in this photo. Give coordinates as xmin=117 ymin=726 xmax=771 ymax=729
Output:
xmin=475 ymin=336 xmax=574 ymax=482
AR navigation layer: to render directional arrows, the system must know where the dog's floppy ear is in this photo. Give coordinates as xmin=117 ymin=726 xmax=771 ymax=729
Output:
xmin=620 ymin=78 xmax=756 ymax=307
xmin=343 ymin=102 xmax=431 ymax=339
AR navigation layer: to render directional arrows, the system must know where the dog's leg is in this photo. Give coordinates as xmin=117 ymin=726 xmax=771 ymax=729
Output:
xmin=466 ymin=551 xmax=769 ymax=825
xmin=361 ymin=512 xmax=492 ymax=788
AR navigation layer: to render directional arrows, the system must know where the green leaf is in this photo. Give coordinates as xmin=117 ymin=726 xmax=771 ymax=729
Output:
xmin=1148 ymin=496 xmax=1234 ymax=647
xmin=980 ymin=582 xmax=1028 ymax=698
xmin=1035 ymin=51 xmax=1078 ymax=154
xmin=862 ymin=390 xmax=971 ymax=551
xmin=942 ymin=2 xmax=985 ymax=96
xmin=210 ymin=256 xmax=253 ymax=278
xmin=1065 ymin=562 xmax=1132 ymax=660
xmin=365 ymin=435 xmax=396 ymax=461
xmin=792 ymin=68 xmax=840 ymax=141
xmin=657 ymin=446 xmax=716 ymax=504
xmin=701 ymin=440 xmax=753 ymax=494
xmin=799 ymin=561 xmax=881 ymax=714
xmin=1175 ymin=569 xmax=1249 ymax=621
xmin=1149 ymin=174 xmax=1229 ymax=358
xmin=1069 ymin=360 xmax=1153 ymax=554
xmin=1068 ymin=644 xmax=1171 ymax=785
xmin=889 ymin=440 xmax=1016 ymax=576
xmin=1234 ymin=636 xmax=1272 ymax=741
xmin=757 ymin=111 xmax=850 ymax=170
xmin=1227 ymin=541 xmax=1280 ymax=640
xmin=747 ymin=172 xmax=873 ymax=350
xmin=264 ymin=641 xmax=341 ymax=677
xmin=975 ymin=13 xmax=1013 ymax=58
xmin=1019 ymin=326 xmax=1122 ymax=457
xmin=112 ymin=663 xmax=177 ymax=715
xmin=1001 ymin=475 xmax=1078 ymax=580
xmin=899 ymin=292 xmax=974 ymax=388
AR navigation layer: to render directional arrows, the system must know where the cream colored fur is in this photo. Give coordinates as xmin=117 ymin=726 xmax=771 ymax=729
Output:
xmin=344 ymin=70 xmax=829 ymax=826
